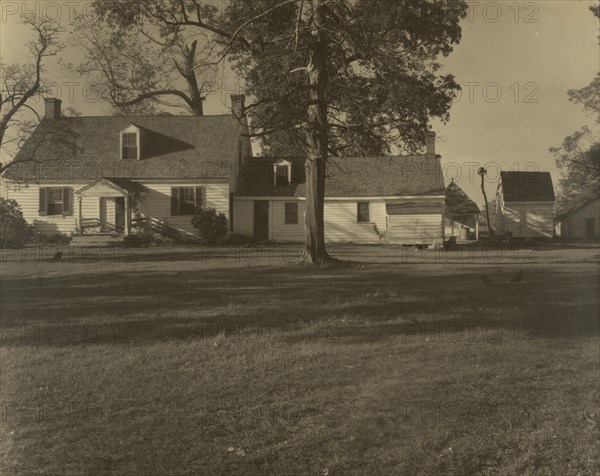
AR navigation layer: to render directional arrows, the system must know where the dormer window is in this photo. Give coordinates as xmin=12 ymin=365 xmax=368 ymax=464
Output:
xmin=273 ymin=160 xmax=292 ymax=186
xmin=122 ymin=133 xmax=138 ymax=159
xmin=120 ymin=125 xmax=141 ymax=160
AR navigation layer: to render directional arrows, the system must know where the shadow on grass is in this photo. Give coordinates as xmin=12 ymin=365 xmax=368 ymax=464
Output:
xmin=1 ymin=260 xmax=598 ymax=348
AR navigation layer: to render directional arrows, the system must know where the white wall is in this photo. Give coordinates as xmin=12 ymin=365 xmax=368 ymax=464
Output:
xmin=498 ymin=201 xmax=554 ymax=238
xmin=233 ymin=198 xmax=391 ymax=243
xmin=388 ymin=214 xmax=443 ymax=244
xmin=5 ymin=182 xmax=86 ymax=234
xmin=271 ymin=200 xmax=306 ymax=242
xmin=324 ymin=201 xmax=386 ymax=243
xmin=143 ymin=183 xmax=230 ymax=234
xmin=4 ymin=181 xmax=230 ymax=235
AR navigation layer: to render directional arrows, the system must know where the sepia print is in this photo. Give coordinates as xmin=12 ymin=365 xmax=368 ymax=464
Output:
xmin=0 ymin=1 xmax=598 ymax=474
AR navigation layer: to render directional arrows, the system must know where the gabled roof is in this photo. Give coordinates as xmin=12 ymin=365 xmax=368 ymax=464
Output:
xmin=8 ymin=115 xmax=243 ymax=182
xmin=76 ymin=178 xmax=148 ymax=196
xmin=237 ymin=156 xmax=445 ymax=197
xmin=445 ymin=180 xmax=480 ymax=215
xmin=500 ymin=171 xmax=555 ymax=202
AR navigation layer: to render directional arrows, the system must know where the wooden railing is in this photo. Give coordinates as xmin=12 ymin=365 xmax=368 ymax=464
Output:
xmin=131 ymin=216 xmax=183 ymax=240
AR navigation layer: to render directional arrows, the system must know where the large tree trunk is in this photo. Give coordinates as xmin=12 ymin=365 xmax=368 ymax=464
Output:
xmin=302 ymin=1 xmax=329 ymax=264
xmin=176 ymin=40 xmax=204 ymax=116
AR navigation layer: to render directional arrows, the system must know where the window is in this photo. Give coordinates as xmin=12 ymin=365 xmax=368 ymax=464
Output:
xmin=357 ymin=202 xmax=370 ymax=223
xmin=285 ymin=202 xmax=298 ymax=224
xmin=179 ymin=187 xmax=196 ymax=215
xmin=274 ymin=164 xmax=290 ymax=186
xmin=171 ymin=187 xmax=203 ymax=216
xmin=122 ymin=132 xmax=138 ymax=160
xmin=39 ymin=187 xmax=72 ymax=216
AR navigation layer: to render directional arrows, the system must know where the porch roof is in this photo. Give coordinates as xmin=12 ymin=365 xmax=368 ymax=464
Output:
xmin=76 ymin=177 xmax=147 ymax=197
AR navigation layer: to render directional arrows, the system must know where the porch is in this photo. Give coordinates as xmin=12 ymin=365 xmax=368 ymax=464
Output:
xmin=75 ymin=178 xmax=147 ymax=236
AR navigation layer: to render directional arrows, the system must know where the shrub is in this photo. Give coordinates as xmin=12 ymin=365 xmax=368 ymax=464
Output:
xmin=191 ymin=208 xmax=228 ymax=244
xmin=33 ymin=232 xmax=72 ymax=246
xmin=0 ymin=198 xmax=33 ymax=247
xmin=123 ymin=231 xmax=171 ymax=248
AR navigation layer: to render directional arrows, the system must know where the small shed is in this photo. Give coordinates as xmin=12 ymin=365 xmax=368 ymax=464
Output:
xmin=495 ymin=171 xmax=555 ymax=238
xmin=557 ymin=195 xmax=599 ymax=241
xmin=444 ymin=180 xmax=481 ymax=241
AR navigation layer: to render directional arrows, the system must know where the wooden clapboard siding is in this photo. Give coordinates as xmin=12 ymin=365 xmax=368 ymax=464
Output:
xmin=271 ymin=201 xmax=305 ymax=242
xmin=5 ymin=181 xmax=230 ymax=235
xmin=232 ymin=200 xmax=254 ymax=236
xmin=387 ymin=214 xmax=443 ymax=243
xmin=5 ymin=183 xmax=85 ymax=234
xmin=324 ymin=201 xmax=386 ymax=243
xmin=234 ymin=198 xmax=451 ymax=244
xmin=500 ymin=202 xmax=554 ymax=238
xmin=143 ymin=183 xmax=230 ymax=234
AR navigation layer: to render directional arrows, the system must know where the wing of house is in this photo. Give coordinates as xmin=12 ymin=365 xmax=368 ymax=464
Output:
xmin=234 ymin=133 xmax=447 ymax=244
xmin=3 ymin=96 xmax=251 ymax=239
xmin=444 ymin=180 xmax=481 ymax=241
xmin=495 ymin=171 xmax=556 ymax=238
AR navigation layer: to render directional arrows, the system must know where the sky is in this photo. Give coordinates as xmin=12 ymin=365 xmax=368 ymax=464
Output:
xmin=1 ymin=0 xmax=598 ymax=205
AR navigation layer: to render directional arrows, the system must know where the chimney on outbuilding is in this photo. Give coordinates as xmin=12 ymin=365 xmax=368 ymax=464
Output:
xmin=231 ymin=94 xmax=245 ymax=120
xmin=425 ymin=130 xmax=436 ymax=155
xmin=44 ymin=98 xmax=62 ymax=120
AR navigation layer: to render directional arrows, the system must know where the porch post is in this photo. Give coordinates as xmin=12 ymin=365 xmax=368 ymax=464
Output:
xmin=476 ymin=215 xmax=480 ymax=241
xmin=124 ymin=195 xmax=130 ymax=236
xmin=77 ymin=195 xmax=83 ymax=235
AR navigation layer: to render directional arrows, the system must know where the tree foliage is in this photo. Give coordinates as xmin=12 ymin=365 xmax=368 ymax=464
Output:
xmin=68 ymin=1 xmax=225 ymax=115
xmin=0 ymin=198 xmax=33 ymax=246
xmin=223 ymin=0 xmax=467 ymax=156
xmin=86 ymin=0 xmax=468 ymax=262
xmin=551 ymin=5 xmax=600 ymax=215
xmin=192 ymin=207 xmax=228 ymax=243
xmin=0 ymin=16 xmax=63 ymax=150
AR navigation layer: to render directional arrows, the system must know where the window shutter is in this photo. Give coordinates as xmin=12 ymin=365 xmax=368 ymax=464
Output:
xmin=195 ymin=187 xmax=204 ymax=211
xmin=171 ymin=187 xmax=180 ymax=216
xmin=39 ymin=188 xmax=47 ymax=216
xmin=63 ymin=188 xmax=73 ymax=216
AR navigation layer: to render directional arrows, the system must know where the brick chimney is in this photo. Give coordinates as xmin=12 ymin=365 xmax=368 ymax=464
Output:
xmin=44 ymin=98 xmax=62 ymax=120
xmin=425 ymin=131 xmax=436 ymax=155
xmin=231 ymin=94 xmax=245 ymax=120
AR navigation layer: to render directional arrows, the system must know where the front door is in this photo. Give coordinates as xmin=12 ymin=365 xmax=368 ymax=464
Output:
xmin=115 ymin=197 xmax=126 ymax=233
xmin=585 ymin=218 xmax=595 ymax=240
xmin=253 ymin=201 xmax=269 ymax=241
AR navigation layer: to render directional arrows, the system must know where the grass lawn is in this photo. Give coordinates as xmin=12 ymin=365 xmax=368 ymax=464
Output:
xmin=0 ymin=244 xmax=598 ymax=475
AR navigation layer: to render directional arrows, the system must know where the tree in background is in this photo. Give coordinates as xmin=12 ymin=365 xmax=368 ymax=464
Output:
xmin=67 ymin=1 xmax=225 ymax=116
xmin=223 ymin=0 xmax=467 ymax=262
xmin=551 ymin=4 xmax=599 ymax=215
xmin=0 ymin=16 xmax=63 ymax=167
xmin=86 ymin=0 xmax=467 ymax=263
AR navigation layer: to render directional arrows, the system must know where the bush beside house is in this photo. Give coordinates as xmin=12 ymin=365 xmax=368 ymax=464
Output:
xmin=0 ymin=198 xmax=33 ymax=247
xmin=192 ymin=208 xmax=228 ymax=244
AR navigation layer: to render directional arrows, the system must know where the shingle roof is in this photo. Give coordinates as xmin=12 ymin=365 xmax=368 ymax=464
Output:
xmin=237 ymin=156 xmax=445 ymax=197
xmin=500 ymin=171 xmax=555 ymax=202
xmin=445 ymin=180 xmax=480 ymax=215
xmin=8 ymin=115 xmax=242 ymax=182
